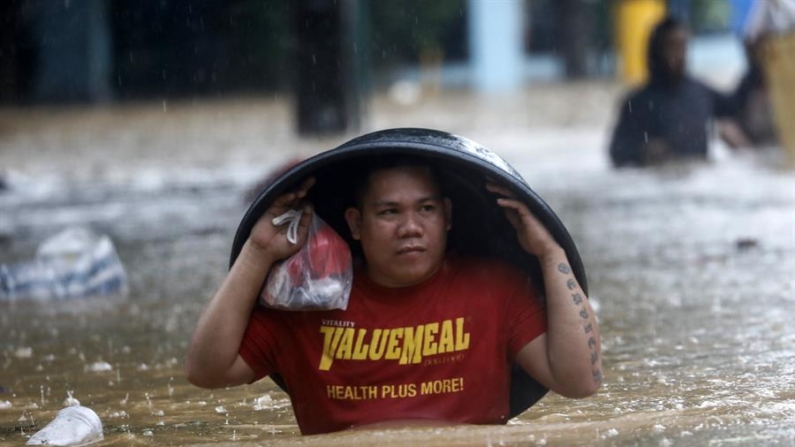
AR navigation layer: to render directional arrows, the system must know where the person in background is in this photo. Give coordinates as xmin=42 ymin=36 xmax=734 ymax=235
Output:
xmin=720 ymin=35 xmax=779 ymax=149
xmin=609 ymin=16 xmax=739 ymax=167
xmin=185 ymin=156 xmax=602 ymax=435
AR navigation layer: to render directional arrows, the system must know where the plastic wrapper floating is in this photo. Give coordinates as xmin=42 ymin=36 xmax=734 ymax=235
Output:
xmin=26 ymin=406 xmax=103 ymax=446
xmin=0 ymin=227 xmax=128 ymax=302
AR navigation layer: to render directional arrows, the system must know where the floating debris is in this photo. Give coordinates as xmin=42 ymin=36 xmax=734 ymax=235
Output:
xmin=735 ymin=237 xmax=759 ymax=251
xmin=85 ymin=361 xmax=113 ymax=373
xmin=63 ymin=391 xmax=80 ymax=407
xmin=25 ymin=406 xmax=103 ymax=446
xmin=602 ymin=428 xmax=619 ymax=438
xmin=252 ymin=395 xmax=273 ymax=411
xmin=14 ymin=347 xmax=33 ymax=359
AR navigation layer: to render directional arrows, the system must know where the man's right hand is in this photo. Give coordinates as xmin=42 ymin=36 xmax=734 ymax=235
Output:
xmin=248 ymin=177 xmax=316 ymax=262
xmin=185 ymin=176 xmax=315 ymax=389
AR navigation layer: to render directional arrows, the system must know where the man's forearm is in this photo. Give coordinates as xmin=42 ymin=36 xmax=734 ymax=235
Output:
xmin=539 ymin=248 xmax=602 ymax=396
xmin=185 ymin=240 xmax=275 ymax=386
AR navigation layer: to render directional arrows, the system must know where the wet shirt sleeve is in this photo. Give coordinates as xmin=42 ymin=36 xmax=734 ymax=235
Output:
xmin=239 ymin=307 xmax=281 ymax=381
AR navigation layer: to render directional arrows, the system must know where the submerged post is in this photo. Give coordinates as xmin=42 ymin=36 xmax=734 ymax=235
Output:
xmin=467 ymin=0 xmax=524 ymax=93
xmin=295 ymin=0 xmax=366 ymax=136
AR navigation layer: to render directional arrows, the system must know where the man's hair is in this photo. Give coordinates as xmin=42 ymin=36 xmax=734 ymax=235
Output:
xmin=349 ymin=155 xmax=444 ymax=208
xmin=647 ymin=16 xmax=686 ymax=83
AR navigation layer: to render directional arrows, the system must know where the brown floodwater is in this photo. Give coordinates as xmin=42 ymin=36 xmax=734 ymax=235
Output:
xmin=1 ymin=93 xmax=794 ymax=446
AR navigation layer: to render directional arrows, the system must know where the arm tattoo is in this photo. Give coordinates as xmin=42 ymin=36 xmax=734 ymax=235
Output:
xmin=557 ymin=260 xmax=600 ymax=387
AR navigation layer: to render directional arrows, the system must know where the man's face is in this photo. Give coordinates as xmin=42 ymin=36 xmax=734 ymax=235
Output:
xmin=345 ymin=166 xmax=451 ymax=288
xmin=662 ymin=28 xmax=688 ymax=79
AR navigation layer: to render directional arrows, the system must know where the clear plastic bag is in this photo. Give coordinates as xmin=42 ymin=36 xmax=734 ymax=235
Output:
xmin=0 ymin=227 xmax=128 ymax=302
xmin=260 ymin=210 xmax=352 ymax=311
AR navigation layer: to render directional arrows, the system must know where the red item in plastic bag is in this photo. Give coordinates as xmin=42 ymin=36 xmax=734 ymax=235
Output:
xmin=261 ymin=212 xmax=352 ymax=311
xmin=285 ymin=220 xmax=349 ymax=281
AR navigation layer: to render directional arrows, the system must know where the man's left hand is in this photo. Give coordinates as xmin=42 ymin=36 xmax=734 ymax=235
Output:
xmin=486 ymin=182 xmax=562 ymax=260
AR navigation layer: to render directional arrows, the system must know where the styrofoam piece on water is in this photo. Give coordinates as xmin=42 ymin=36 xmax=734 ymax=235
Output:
xmin=26 ymin=406 xmax=103 ymax=446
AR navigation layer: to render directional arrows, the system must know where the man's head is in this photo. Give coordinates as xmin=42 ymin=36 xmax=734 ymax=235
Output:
xmin=648 ymin=16 xmax=689 ymax=85
xmin=344 ymin=157 xmax=452 ymax=288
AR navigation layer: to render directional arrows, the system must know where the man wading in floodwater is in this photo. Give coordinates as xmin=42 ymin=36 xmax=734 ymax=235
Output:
xmin=185 ymin=157 xmax=602 ymax=435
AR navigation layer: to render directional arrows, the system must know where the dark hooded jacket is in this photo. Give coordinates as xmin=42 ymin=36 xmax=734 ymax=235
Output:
xmin=609 ymin=18 xmax=736 ymax=167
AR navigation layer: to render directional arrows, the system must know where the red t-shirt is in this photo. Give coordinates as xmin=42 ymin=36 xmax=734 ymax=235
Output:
xmin=239 ymin=256 xmax=547 ymax=435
